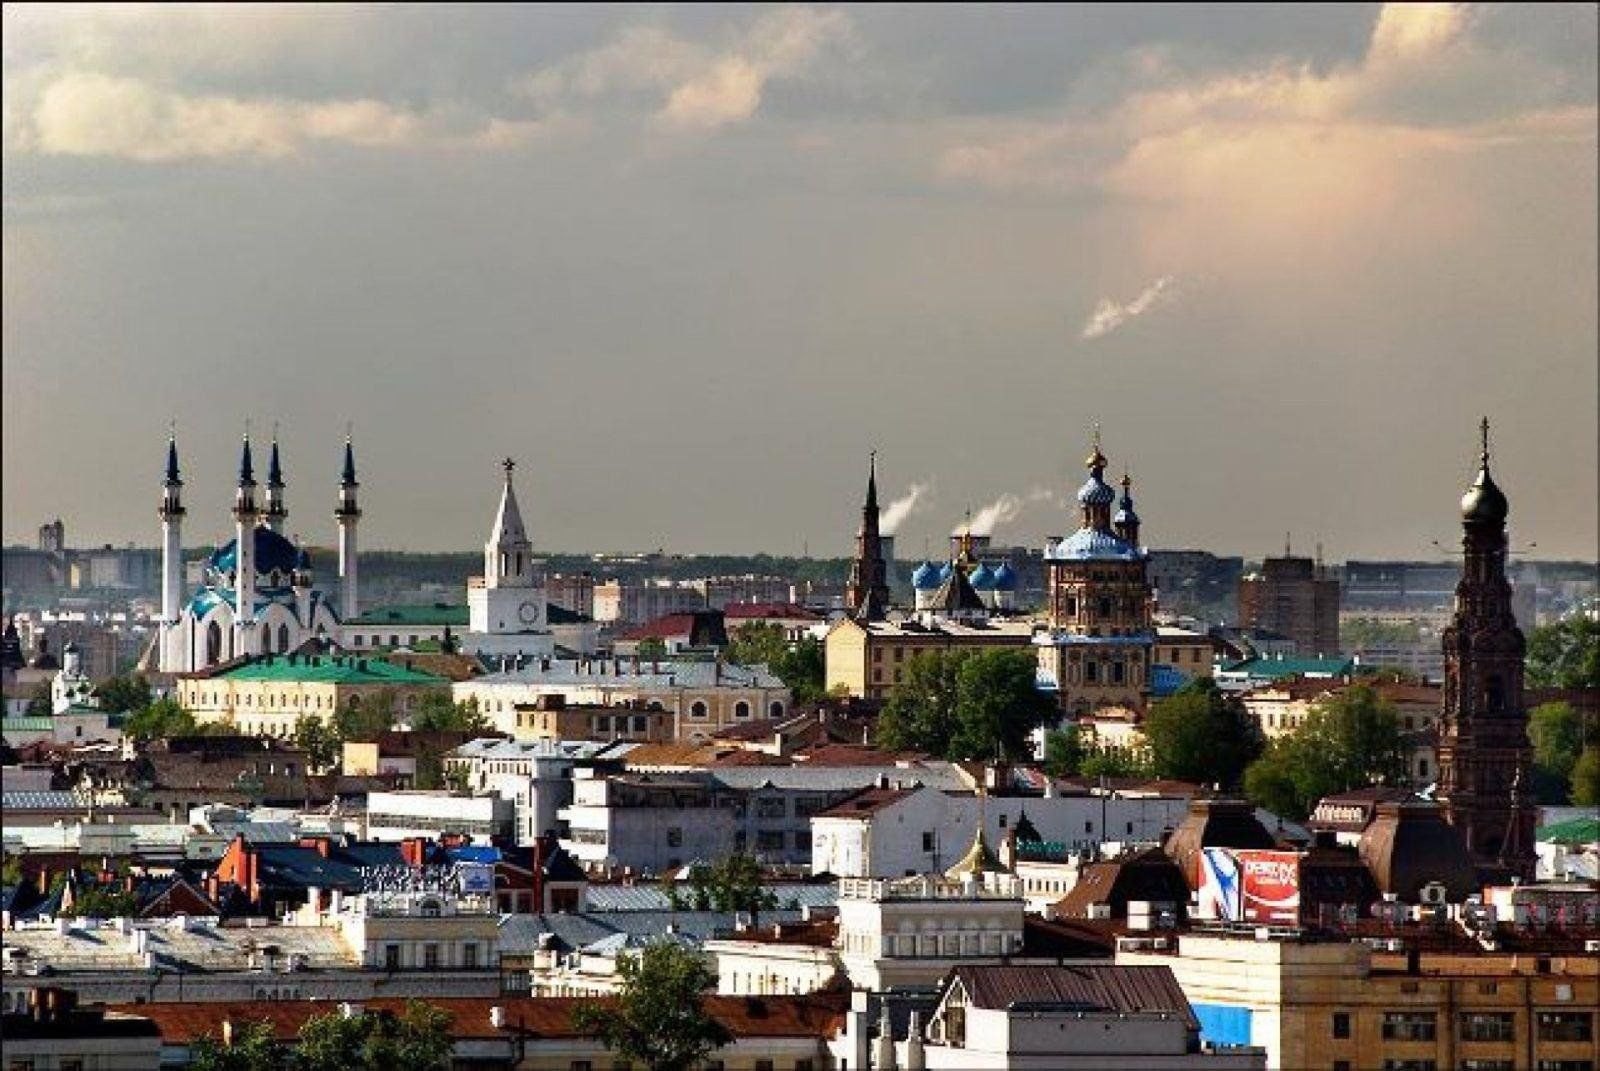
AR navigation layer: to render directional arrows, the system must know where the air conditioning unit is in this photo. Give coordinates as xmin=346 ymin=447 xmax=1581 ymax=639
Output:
xmin=1584 ymin=941 xmax=1600 ymax=954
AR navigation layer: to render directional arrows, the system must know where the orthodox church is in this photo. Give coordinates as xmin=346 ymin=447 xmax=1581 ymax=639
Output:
xmin=155 ymin=433 xmax=357 ymax=673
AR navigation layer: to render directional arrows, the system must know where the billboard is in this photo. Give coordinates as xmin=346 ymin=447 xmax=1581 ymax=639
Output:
xmin=1197 ymin=848 xmax=1301 ymax=924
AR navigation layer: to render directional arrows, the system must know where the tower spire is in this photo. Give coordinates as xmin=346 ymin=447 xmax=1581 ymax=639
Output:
xmin=335 ymin=433 xmax=362 ymax=620
xmin=845 ymin=453 xmax=891 ymax=621
xmin=264 ymin=426 xmax=288 ymax=532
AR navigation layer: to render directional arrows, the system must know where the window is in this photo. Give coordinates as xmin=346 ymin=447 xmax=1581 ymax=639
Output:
xmin=756 ymin=798 xmax=787 ymax=819
xmin=755 ymin=1062 xmax=774 ymax=1071
xmin=463 ymin=943 xmax=478 ymax=969
xmin=735 ymin=701 xmax=750 ymax=719
xmin=873 ymin=648 xmax=883 ymax=663
xmin=633 ymin=715 xmax=648 ymax=733
xmin=796 ymin=1062 xmax=815 ymax=1071
xmin=1460 ymin=1062 xmax=1514 ymax=1071
xmin=666 ymin=827 xmax=683 ymax=847
xmin=1332 ymin=1012 xmax=1351 ymax=1039
xmin=424 ymin=943 xmax=442 ymax=970
xmin=757 ymin=831 xmax=785 ymax=852
xmin=1538 ymin=1012 xmax=1594 ymax=1042
xmin=770 ymin=702 xmax=784 ymax=717
xmin=690 ymin=701 xmax=708 ymax=719
xmin=1382 ymin=1012 xmax=1437 ymax=1041
xmin=1536 ymin=1064 xmax=1595 ymax=1071
xmin=1085 ymin=661 xmax=1099 ymax=683
xmin=1333 ymin=1063 xmax=1350 ymax=1071
xmin=384 ymin=944 xmax=400 ymax=970
xmin=1380 ymin=1063 xmax=1435 ymax=1071
xmin=1460 ymin=1012 xmax=1515 ymax=1042
xmin=923 ymin=832 xmax=936 ymax=852
xmin=570 ymin=1063 xmax=592 ymax=1071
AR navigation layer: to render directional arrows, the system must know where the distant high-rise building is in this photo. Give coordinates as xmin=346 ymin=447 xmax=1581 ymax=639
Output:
xmin=1237 ymin=546 xmax=1341 ymax=656
xmin=37 ymin=519 xmax=65 ymax=554
xmin=1436 ymin=419 xmax=1535 ymax=880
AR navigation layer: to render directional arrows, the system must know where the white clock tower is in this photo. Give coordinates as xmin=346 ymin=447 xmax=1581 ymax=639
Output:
xmin=464 ymin=458 xmax=555 ymax=659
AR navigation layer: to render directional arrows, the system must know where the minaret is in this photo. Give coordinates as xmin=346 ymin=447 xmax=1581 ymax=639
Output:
xmin=335 ymin=435 xmax=361 ymax=621
xmin=1436 ymin=418 xmax=1534 ymax=879
xmin=233 ymin=433 xmax=261 ymax=650
xmin=158 ymin=431 xmax=186 ymax=671
xmin=1113 ymin=472 xmax=1141 ymax=546
xmin=844 ymin=452 xmax=891 ymax=621
xmin=264 ymin=432 xmax=288 ymax=533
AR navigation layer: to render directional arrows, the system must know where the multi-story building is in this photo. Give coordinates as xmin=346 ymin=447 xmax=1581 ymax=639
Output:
xmin=1149 ymin=550 xmax=1245 ymax=619
xmin=446 ymin=737 xmax=629 ymax=844
xmin=1035 ymin=434 xmax=1156 ymax=717
xmin=1238 ymin=551 xmax=1342 ymax=658
xmin=177 ymin=652 xmax=447 ymax=738
xmin=453 ymin=658 xmax=791 ymax=745
xmin=558 ymin=768 xmax=736 ymax=873
xmin=362 ymin=789 xmax=516 ymax=842
xmin=824 ymin=616 xmax=1036 ymax=700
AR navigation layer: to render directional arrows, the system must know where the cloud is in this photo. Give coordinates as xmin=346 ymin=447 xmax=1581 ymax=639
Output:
xmin=954 ymin=494 xmax=1022 ymax=537
xmin=1081 ymin=276 xmax=1177 ymax=340
xmin=6 ymin=71 xmax=557 ymax=160
xmin=517 ymin=7 xmax=852 ymax=132
xmin=880 ymin=481 xmax=929 ymax=535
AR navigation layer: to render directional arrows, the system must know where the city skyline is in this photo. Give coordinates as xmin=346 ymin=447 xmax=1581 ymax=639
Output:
xmin=4 ymin=4 xmax=1597 ymax=558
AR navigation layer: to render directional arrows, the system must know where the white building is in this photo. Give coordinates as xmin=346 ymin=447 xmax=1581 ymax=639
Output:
xmin=362 ymin=790 xmax=516 ymax=843
xmin=811 ymin=784 xmax=1190 ymax=878
xmin=445 ymin=738 xmax=626 ymax=845
xmin=461 ymin=459 xmax=557 ymax=660
xmin=557 ymin=768 xmax=736 ymax=873
xmin=835 ymin=872 xmax=1026 ymax=991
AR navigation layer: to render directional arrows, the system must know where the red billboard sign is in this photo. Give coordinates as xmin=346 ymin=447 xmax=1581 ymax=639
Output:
xmin=1235 ymin=849 xmax=1301 ymax=923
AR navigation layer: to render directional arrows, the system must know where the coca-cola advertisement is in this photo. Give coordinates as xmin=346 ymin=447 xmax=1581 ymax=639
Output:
xmin=1235 ymin=849 xmax=1301 ymax=923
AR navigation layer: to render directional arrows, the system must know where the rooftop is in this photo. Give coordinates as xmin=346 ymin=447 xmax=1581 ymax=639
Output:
xmin=193 ymin=653 xmax=446 ymax=686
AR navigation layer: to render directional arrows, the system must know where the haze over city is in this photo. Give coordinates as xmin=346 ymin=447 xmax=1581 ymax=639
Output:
xmin=4 ymin=3 xmax=1596 ymax=559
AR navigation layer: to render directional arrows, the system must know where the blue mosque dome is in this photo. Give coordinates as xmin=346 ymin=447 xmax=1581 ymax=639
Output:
xmin=207 ymin=526 xmax=301 ymax=580
xmin=911 ymin=561 xmax=942 ymax=590
xmin=992 ymin=563 xmax=1018 ymax=590
xmin=968 ymin=563 xmax=997 ymax=590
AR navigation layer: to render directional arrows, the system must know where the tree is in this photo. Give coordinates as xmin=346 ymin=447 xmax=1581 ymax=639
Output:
xmin=62 ymin=886 xmax=139 ymax=919
xmin=876 ymin=649 xmax=1051 ymax=761
xmin=636 ymin=637 xmax=668 ymax=660
xmin=296 ymin=1000 xmax=453 ymax=1071
xmin=1526 ymin=617 xmax=1600 ymax=690
xmin=1242 ymin=683 xmax=1407 ymax=819
xmin=1140 ymin=679 xmax=1264 ymax=789
xmin=573 ymin=940 xmax=731 ymax=1071
xmin=24 ymin=682 xmax=51 ymax=717
xmin=1571 ymin=746 xmax=1600 ymax=807
xmin=1079 ymin=746 xmax=1154 ymax=781
xmin=293 ymin=716 xmax=340 ymax=771
xmin=1528 ymin=701 xmax=1591 ymax=804
xmin=409 ymin=690 xmax=489 ymax=733
xmin=333 ymin=689 xmax=396 ymax=742
xmin=1043 ymin=726 xmax=1087 ymax=777
xmin=97 ymin=674 xmax=153 ymax=715
xmin=189 ymin=1021 xmax=285 ymax=1071
xmin=123 ymin=698 xmax=198 ymax=741
xmin=666 ymin=854 xmax=778 ymax=919
xmin=724 ymin=623 xmax=826 ymax=705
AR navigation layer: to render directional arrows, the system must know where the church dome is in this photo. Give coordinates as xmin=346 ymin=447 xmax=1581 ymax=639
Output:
xmin=1460 ymin=466 xmax=1508 ymax=526
xmin=938 ymin=561 xmax=954 ymax=582
xmin=992 ymin=563 xmax=1018 ymax=590
xmin=1046 ymin=527 xmax=1142 ymax=562
xmin=911 ymin=562 xmax=942 ymax=590
xmin=208 ymin=526 xmax=301 ymax=579
xmin=968 ymin=563 xmax=997 ymax=590
xmin=1077 ymin=474 xmax=1116 ymax=507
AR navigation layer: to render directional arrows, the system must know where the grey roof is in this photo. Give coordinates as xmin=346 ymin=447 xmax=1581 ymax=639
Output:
xmin=581 ymin=885 xmax=837 ymax=913
xmin=473 ymin=659 xmax=785 ymax=691
xmin=497 ymin=908 xmax=809 ymax=954
xmin=1 ymin=791 xmax=78 ymax=810
xmin=2 ymin=920 xmax=356 ymax=973
xmin=708 ymin=765 xmax=968 ymax=793
xmin=451 ymin=738 xmax=634 ymax=761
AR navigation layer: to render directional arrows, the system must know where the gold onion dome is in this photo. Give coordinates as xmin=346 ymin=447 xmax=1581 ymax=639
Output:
xmin=945 ymin=826 xmax=1006 ymax=880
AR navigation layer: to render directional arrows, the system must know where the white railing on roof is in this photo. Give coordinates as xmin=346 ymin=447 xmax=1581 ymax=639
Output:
xmin=838 ymin=875 xmax=1021 ymax=902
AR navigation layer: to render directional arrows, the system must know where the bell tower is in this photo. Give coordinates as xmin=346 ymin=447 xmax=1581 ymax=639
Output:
xmin=844 ymin=453 xmax=891 ymax=621
xmin=1435 ymin=419 xmax=1534 ymax=879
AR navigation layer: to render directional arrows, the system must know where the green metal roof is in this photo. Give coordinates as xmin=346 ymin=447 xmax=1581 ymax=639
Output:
xmin=1221 ymin=656 xmax=1355 ymax=679
xmin=1 ymin=717 xmax=54 ymax=732
xmin=1537 ymin=817 xmax=1599 ymax=846
xmin=214 ymin=654 xmax=445 ymax=685
xmin=346 ymin=603 xmax=470 ymax=626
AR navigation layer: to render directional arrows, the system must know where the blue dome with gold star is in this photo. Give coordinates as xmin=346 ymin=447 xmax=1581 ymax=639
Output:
xmin=207 ymin=526 xmax=300 ymax=581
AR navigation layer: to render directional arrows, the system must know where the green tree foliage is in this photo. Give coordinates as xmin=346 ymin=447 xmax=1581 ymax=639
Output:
xmin=1140 ymin=679 xmax=1264 ymax=789
xmin=1571 ymin=746 xmax=1600 ymax=807
xmin=875 ymin=649 xmax=1052 ymax=761
xmin=1243 ymin=683 xmax=1408 ymax=819
xmin=573 ymin=940 xmax=731 ymax=1071
xmin=61 ymin=886 xmax=140 ymax=919
xmin=1339 ymin=618 xmax=1422 ymax=650
xmin=1526 ymin=617 xmax=1600 ymax=689
xmin=664 ymin=854 xmax=778 ymax=918
xmin=1042 ymin=726 xmax=1087 ymax=778
xmin=2 ymin=850 xmax=23 ymax=887
xmin=122 ymin=698 xmax=197 ymax=741
xmin=292 ymin=716 xmax=340 ymax=771
xmin=409 ymin=690 xmax=489 ymax=733
xmin=332 ymin=688 xmax=397 ymax=742
xmin=296 ymin=1001 xmax=453 ymax=1071
xmin=96 ymin=674 xmax=153 ymax=715
xmin=1527 ymin=701 xmax=1595 ymax=804
xmin=636 ymin=637 xmax=668 ymax=659
xmin=25 ymin=682 xmax=51 ymax=717
xmin=189 ymin=1021 xmax=285 ymax=1071
xmin=723 ymin=623 xmax=826 ymax=704
xmin=1079 ymin=746 xmax=1154 ymax=781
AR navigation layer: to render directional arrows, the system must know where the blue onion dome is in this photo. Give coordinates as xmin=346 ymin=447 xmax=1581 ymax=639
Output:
xmin=1077 ymin=472 xmax=1116 ymax=506
xmin=938 ymin=561 xmax=954 ymax=582
xmin=968 ymin=563 xmax=997 ymax=590
xmin=208 ymin=526 xmax=301 ymax=578
xmin=1048 ymin=527 xmax=1142 ymax=562
xmin=1115 ymin=479 xmax=1140 ymax=527
xmin=912 ymin=561 xmax=941 ymax=589
xmin=992 ymin=563 xmax=1018 ymax=590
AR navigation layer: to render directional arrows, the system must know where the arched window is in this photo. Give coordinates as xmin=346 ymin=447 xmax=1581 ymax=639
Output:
xmin=690 ymin=701 xmax=708 ymax=719
xmin=769 ymin=702 xmax=784 ymax=718
xmin=1484 ymin=675 xmax=1505 ymax=713
xmin=277 ymin=624 xmax=290 ymax=653
xmin=260 ymin=623 xmax=271 ymax=652
xmin=206 ymin=621 xmax=223 ymax=665
xmin=735 ymin=701 xmax=750 ymax=719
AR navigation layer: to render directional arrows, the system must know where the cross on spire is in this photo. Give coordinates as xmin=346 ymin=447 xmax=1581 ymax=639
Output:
xmin=502 ymin=457 xmax=516 ymax=480
xmin=1480 ymin=416 xmax=1491 ymax=468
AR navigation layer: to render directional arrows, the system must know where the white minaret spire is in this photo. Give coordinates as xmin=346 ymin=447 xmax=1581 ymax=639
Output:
xmin=264 ymin=426 xmax=288 ymax=533
xmin=158 ymin=426 xmax=186 ymax=671
xmin=232 ymin=430 xmax=261 ymax=652
xmin=484 ymin=457 xmax=533 ymax=588
xmin=335 ymin=433 xmax=361 ymax=621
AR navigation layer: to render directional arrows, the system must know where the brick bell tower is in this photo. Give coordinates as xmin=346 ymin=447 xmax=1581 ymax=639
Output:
xmin=1435 ymin=419 xmax=1535 ymax=880
xmin=845 ymin=452 xmax=892 ymax=621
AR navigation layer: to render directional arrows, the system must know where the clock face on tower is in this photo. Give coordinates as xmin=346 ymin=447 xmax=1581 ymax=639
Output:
xmin=518 ymin=600 xmax=540 ymax=625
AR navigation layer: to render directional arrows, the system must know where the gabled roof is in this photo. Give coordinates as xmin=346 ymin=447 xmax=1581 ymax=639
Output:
xmin=944 ymin=964 xmax=1197 ymax=1027
xmin=813 ymin=786 xmax=915 ymax=820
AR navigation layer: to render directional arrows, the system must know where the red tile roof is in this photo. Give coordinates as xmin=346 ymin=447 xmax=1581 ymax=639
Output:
xmin=724 ymin=603 xmax=821 ymax=620
xmin=813 ymin=786 xmax=914 ymax=819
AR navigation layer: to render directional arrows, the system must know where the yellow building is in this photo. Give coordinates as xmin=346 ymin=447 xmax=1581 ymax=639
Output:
xmin=1117 ymin=930 xmax=1598 ymax=1071
xmin=823 ymin=616 xmax=1036 ymax=700
xmin=178 ymin=652 xmax=448 ymax=738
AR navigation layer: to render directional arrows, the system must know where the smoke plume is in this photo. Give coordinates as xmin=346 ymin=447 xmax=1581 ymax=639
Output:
xmin=1081 ymin=275 xmax=1177 ymax=340
xmin=880 ymin=481 xmax=929 ymax=535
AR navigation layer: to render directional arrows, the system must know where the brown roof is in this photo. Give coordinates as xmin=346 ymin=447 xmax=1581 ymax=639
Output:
xmin=1053 ymin=847 xmax=1189 ymax=921
xmin=813 ymin=786 xmax=914 ymax=819
xmin=1357 ymin=800 xmax=1478 ymax=903
xmin=945 ymin=964 xmax=1197 ymax=1028
xmin=111 ymin=994 xmax=848 ymax=1044
xmin=793 ymin=744 xmax=925 ymax=766
xmin=724 ymin=603 xmax=821 ymax=620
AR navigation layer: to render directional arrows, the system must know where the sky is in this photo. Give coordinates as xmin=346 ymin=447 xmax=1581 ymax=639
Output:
xmin=3 ymin=3 xmax=1596 ymax=561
